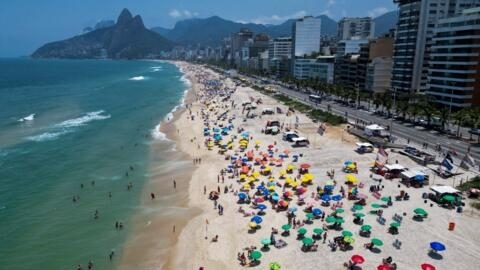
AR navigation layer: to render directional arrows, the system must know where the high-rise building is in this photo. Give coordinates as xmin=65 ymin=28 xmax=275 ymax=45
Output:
xmin=230 ymin=28 xmax=253 ymax=65
xmin=391 ymin=0 xmax=480 ymax=94
xmin=293 ymin=56 xmax=335 ymax=82
xmin=268 ymin=37 xmax=292 ymax=77
xmin=292 ymin=16 xmax=321 ymax=58
xmin=336 ymin=39 xmax=369 ymax=57
xmin=337 ymin=17 xmax=375 ymax=40
xmin=427 ymin=7 xmax=480 ymax=109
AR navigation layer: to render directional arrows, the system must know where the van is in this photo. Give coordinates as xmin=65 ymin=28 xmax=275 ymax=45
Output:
xmin=292 ymin=137 xmax=309 ymax=147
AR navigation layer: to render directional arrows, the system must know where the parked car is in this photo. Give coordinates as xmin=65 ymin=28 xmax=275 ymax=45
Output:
xmin=282 ymin=131 xmax=299 ymax=142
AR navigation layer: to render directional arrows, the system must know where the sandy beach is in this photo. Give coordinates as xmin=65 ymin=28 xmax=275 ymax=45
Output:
xmin=161 ymin=61 xmax=479 ymax=270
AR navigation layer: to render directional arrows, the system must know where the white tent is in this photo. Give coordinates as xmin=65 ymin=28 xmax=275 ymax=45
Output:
xmin=365 ymin=124 xmax=385 ymax=136
xmin=384 ymin=164 xmax=405 ymax=171
xmin=430 ymin=185 xmax=460 ymax=195
xmin=356 ymin=142 xmax=373 ymax=148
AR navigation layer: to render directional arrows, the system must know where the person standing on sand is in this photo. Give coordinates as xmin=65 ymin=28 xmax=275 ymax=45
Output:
xmin=204 ymin=185 xmax=207 ymax=195
xmin=173 ymin=180 xmax=177 ymax=190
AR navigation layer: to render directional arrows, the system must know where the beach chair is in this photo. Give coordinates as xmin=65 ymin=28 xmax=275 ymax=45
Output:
xmin=377 ymin=216 xmax=386 ymax=225
xmin=393 ymin=239 xmax=402 ymax=249
xmin=372 ymin=192 xmax=381 ymax=199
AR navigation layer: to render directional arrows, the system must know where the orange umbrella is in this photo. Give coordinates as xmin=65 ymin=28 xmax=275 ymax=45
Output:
xmin=241 ymin=166 xmax=250 ymax=174
xmin=300 ymin=163 xmax=311 ymax=169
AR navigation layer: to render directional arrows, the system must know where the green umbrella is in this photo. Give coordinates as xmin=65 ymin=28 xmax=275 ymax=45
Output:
xmin=360 ymin=224 xmax=372 ymax=231
xmin=335 ymin=217 xmax=345 ymax=224
xmin=302 ymin=237 xmax=314 ymax=246
xmin=306 ymin=213 xmax=315 ymax=220
xmin=414 ymin=208 xmax=428 ymax=216
xmin=380 ymin=196 xmax=390 ymax=202
xmin=343 ymin=236 xmax=355 ymax=244
xmin=313 ymin=228 xmax=324 ymax=235
xmin=353 ymin=204 xmax=363 ymax=211
xmin=250 ymin=250 xmax=262 ymax=260
xmin=297 ymin=227 xmax=307 ymax=234
xmin=390 ymin=222 xmax=400 ymax=228
xmin=371 ymin=238 xmax=383 ymax=246
xmin=335 ymin=208 xmax=345 ymax=213
xmin=261 ymin=238 xmax=271 ymax=245
xmin=281 ymin=224 xmax=292 ymax=231
xmin=371 ymin=203 xmax=381 ymax=209
xmin=326 ymin=216 xmax=336 ymax=223
xmin=354 ymin=212 xmax=365 ymax=218
xmin=342 ymin=230 xmax=353 ymax=237
xmin=442 ymin=195 xmax=455 ymax=202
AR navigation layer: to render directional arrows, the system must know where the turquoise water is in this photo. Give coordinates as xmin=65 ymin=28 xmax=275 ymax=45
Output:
xmin=0 ymin=59 xmax=186 ymax=269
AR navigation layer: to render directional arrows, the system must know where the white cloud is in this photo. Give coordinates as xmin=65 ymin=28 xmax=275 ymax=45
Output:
xmin=327 ymin=0 xmax=336 ymax=7
xmin=368 ymin=7 xmax=389 ymax=18
xmin=169 ymin=9 xmax=199 ymax=19
xmin=248 ymin=10 xmax=307 ymax=25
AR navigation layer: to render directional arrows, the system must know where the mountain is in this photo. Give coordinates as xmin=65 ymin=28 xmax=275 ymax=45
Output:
xmin=32 ymin=9 xmax=173 ymax=59
xmin=374 ymin=10 xmax=399 ymax=37
xmin=94 ymin=20 xmax=115 ymax=30
xmin=152 ymin=15 xmax=338 ymax=47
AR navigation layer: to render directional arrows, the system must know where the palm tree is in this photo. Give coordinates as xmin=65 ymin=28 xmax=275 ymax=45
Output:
xmin=452 ymin=108 xmax=470 ymax=137
xmin=436 ymin=107 xmax=450 ymax=131
xmin=397 ymin=100 xmax=409 ymax=120
xmin=408 ymin=103 xmax=421 ymax=122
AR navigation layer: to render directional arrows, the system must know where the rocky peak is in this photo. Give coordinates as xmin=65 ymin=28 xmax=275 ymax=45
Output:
xmin=117 ymin=8 xmax=133 ymax=25
xmin=130 ymin=15 xmax=145 ymax=29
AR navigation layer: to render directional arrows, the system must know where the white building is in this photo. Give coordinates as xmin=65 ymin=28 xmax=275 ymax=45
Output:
xmin=293 ymin=56 xmax=335 ymax=82
xmin=337 ymin=17 xmax=374 ymax=40
xmin=336 ymin=39 xmax=369 ymax=57
xmin=292 ymin=16 xmax=321 ymax=58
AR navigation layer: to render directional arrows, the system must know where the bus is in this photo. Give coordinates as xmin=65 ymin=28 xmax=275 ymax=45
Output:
xmin=308 ymin=94 xmax=322 ymax=103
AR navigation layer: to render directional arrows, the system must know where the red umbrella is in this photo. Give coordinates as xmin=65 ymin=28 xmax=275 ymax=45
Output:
xmin=255 ymin=197 xmax=265 ymax=203
xmin=351 ymin=255 xmax=365 ymax=264
xmin=300 ymin=163 xmax=311 ymax=169
xmin=421 ymin=263 xmax=436 ymax=270
xmin=377 ymin=264 xmax=391 ymax=270
xmin=268 ymin=144 xmax=274 ymax=149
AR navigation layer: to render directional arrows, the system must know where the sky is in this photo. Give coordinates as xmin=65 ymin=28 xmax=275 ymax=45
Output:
xmin=0 ymin=0 xmax=397 ymax=57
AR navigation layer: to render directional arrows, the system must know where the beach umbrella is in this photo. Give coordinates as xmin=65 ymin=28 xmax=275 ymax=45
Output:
xmin=335 ymin=217 xmax=345 ymax=224
xmin=325 ymin=180 xmax=334 ymax=186
xmin=249 ymin=222 xmax=258 ymax=228
xmin=271 ymin=194 xmax=280 ymax=201
xmin=288 ymin=206 xmax=298 ymax=213
xmin=421 ymin=263 xmax=436 ymax=270
xmin=344 ymin=161 xmax=353 ymax=165
xmin=249 ymin=250 xmax=262 ymax=260
xmin=354 ymin=212 xmax=366 ymax=218
xmin=302 ymin=237 xmax=314 ymax=246
xmin=336 ymin=208 xmax=345 ymax=213
xmin=380 ymin=196 xmax=390 ymax=202
xmin=242 ymin=183 xmax=251 ymax=190
xmin=351 ymin=254 xmax=365 ymax=264
xmin=238 ymin=192 xmax=247 ymax=200
xmin=342 ymin=230 xmax=353 ymax=237
xmin=371 ymin=203 xmax=381 ymax=209
xmin=312 ymin=208 xmax=323 ymax=217
xmin=347 ymin=163 xmax=356 ymax=169
xmin=286 ymin=164 xmax=295 ymax=170
xmin=278 ymin=200 xmax=288 ymax=207
xmin=343 ymin=236 xmax=355 ymax=244
xmin=297 ymin=227 xmax=307 ymax=235
xmin=371 ymin=238 xmax=383 ymax=246
xmin=353 ymin=204 xmax=363 ymax=211
xmin=281 ymin=224 xmax=291 ymax=231
xmin=270 ymin=262 xmax=281 ymax=270
xmin=283 ymin=191 xmax=294 ymax=198
xmin=442 ymin=195 xmax=455 ymax=202
xmin=251 ymin=215 xmax=263 ymax=224
xmin=313 ymin=228 xmax=324 ymax=235
xmin=300 ymin=163 xmax=311 ymax=169
xmin=390 ymin=222 xmax=401 ymax=228
xmin=332 ymin=195 xmax=343 ymax=201
xmin=279 ymin=169 xmax=287 ymax=176
xmin=306 ymin=213 xmax=315 ymax=220
xmin=360 ymin=225 xmax=372 ymax=231
xmin=346 ymin=174 xmax=358 ymax=183
xmin=261 ymin=238 xmax=271 ymax=245
xmin=321 ymin=194 xmax=332 ymax=202
xmin=257 ymin=204 xmax=267 ymax=211
xmin=377 ymin=265 xmax=391 ymax=270
xmin=326 ymin=216 xmax=336 ymax=223
xmin=414 ymin=208 xmax=428 ymax=216
xmin=255 ymin=197 xmax=265 ymax=203
xmin=430 ymin=241 xmax=446 ymax=252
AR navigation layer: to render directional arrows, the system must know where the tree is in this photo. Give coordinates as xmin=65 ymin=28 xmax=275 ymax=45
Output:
xmin=436 ymin=106 xmax=450 ymax=131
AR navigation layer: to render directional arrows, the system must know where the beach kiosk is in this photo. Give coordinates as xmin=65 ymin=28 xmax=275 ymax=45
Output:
xmin=400 ymin=169 xmax=429 ymax=187
xmin=364 ymin=124 xmax=385 ymax=136
xmin=383 ymin=164 xmax=405 ymax=179
xmin=429 ymin=185 xmax=462 ymax=208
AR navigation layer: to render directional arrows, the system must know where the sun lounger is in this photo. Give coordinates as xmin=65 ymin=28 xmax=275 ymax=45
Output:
xmin=377 ymin=216 xmax=386 ymax=225
xmin=372 ymin=192 xmax=381 ymax=199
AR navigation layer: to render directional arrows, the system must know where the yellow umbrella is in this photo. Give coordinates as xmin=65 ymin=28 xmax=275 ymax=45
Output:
xmin=286 ymin=164 xmax=295 ymax=170
xmin=347 ymin=163 xmax=356 ymax=169
xmin=346 ymin=174 xmax=358 ymax=183
xmin=254 ymin=140 xmax=261 ymax=145
xmin=252 ymin=171 xmax=261 ymax=178
xmin=290 ymin=181 xmax=299 ymax=187
xmin=240 ymin=174 xmax=247 ymax=180
xmin=279 ymin=169 xmax=287 ymax=176
xmin=243 ymin=183 xmax=251 ymax=189
xmin=247 ymin=176 xmax=256 ymax=182
xmin=303 ymin=173 xmax=314 ymax=181
xmin=285 ymin=177 xmax=293 ymax=184
xmin=267 ymin=185 xmax=276 ymax=191
xmin=249 ymin=222 xmax=257 ymax=228
xmin=264 ymin=166 xmax=271 ymax=172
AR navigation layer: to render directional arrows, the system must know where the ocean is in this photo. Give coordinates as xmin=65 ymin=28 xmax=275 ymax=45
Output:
xmin=0 ymin=58 xmax=188 ymax=270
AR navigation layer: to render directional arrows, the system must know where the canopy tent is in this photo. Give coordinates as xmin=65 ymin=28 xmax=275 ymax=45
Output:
xmin=365 ymin=124 xmax=385 ymax=136
xmin=384 ymin=164 xmax=405 ymax=171
xmin=430 ymin=185 xmax=460 ymax=196
xmin=356 ymin=142 xmax=373 ymax=148
xmin=401 ymin=170 xmax=426 ymax=179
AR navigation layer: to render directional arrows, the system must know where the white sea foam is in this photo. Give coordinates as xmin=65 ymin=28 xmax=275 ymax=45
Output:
xmin=150 ymin=66 xmax=163 ymax=72
xmin=179 ymin=75 xmax=191 ymax=87
xmin=18 ymin=113 xmax=35 ymax=122
xmin=151 ymin=123 xmax=169 ymax=141
xmin=55 ymin=111 xmax=110 ymax=128
xmin=27 ymin=130 xmax=70 ymax=142
xmin=129 ymin=76 xmax=146 ymax=81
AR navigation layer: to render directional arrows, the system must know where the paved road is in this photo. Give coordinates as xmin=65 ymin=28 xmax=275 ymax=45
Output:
xmin=241 ymin=76 xmax=480 ymax=169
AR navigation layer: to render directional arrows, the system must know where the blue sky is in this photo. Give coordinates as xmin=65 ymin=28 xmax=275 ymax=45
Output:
xmin=0 ymin=0 xmax=397 ymax=57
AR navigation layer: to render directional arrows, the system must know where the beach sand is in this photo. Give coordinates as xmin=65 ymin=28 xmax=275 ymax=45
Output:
xmin=131 ymin=61 xmax=480 ymax=270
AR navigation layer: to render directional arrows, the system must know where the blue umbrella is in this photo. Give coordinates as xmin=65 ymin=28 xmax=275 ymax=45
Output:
xmin=321 ymin=194 xmax=332 ymax=202
xmin=344 ymin=161 xmax=352 ymax=165
xmin=271 ymin=194 xmax=279 ymax=201
xmin=242 ymin=157 xmax=249 ymax=162
xmin=414 ymin=175 xmax=425 ymax=181
xmin=257 ymin=204 xmax=267 ymax=210
xmin=312 ymin=208 xmax=323 ymax=216
xmin=213 ymin=127 xmax=220 ymax=132
xmin=263 ymin=190 xmax=270 ymax=196
xmin=430 ymin=241 xmax=446 ymax=252
xmin=241 ymin=132 xmax=249 ymax=137
xmin=238 ymin=192 xmax=247 ymax=200
xmin=332 ymin=195 xmax=342 ymax=201
xmin=288 ymin=207 xmax=298 ymax=213
xmin=251 ymin=215 xmax=263 ymax=224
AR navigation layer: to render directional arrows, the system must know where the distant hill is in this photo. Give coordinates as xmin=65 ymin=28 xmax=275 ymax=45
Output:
xmin=94 ymin=20 xmax=115 ymax=30
xmin=152 ymin=14 xmax=338 ymax=47
xmin=32 ymin=9 xmax=173 ymax=59
xmin=374 ymin=10 xmax=399 ymax=37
